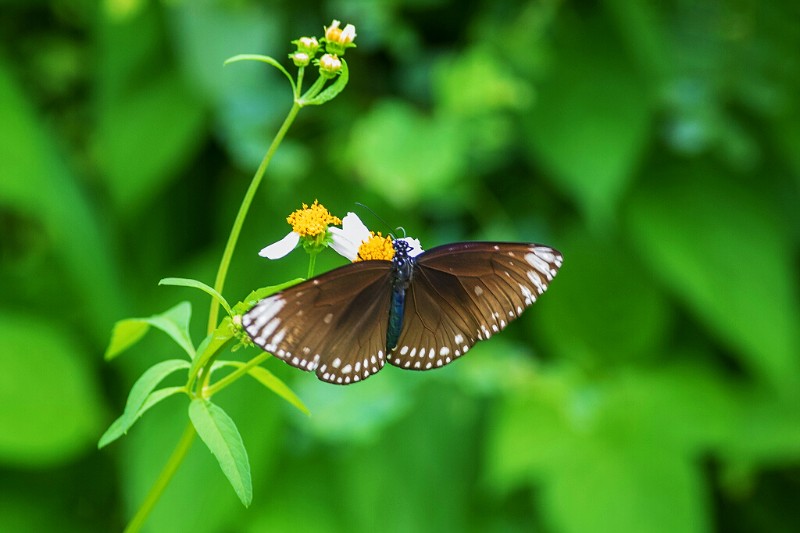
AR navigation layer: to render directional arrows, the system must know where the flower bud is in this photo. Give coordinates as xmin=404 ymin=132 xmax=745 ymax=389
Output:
xmin=292 ymin=36 xmax=320 ymax=55
xmin=316 ymin=53 xmax=342 ymax=79
xmin=323 ymin=19 xmax=357 ymax=56
xmin=289 ymin=51 xmax=310 ymax=67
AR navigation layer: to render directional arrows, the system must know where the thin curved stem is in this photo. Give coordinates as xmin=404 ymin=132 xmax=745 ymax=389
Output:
xmin=130 ymin=100 xmax=303 ymax=532
xmin=206 ymin=101 xmax=302 ymax=334
xmin=124 ymin=422 xmax=197 ymax=533
xmin=205 ymin=351 xmax=273 ymax=397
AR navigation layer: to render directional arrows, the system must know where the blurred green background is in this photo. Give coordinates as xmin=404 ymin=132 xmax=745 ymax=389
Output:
xmin=1 ymin=0 xmax=799 ymax=531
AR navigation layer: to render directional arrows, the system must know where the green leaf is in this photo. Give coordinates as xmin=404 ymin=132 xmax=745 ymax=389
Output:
xmin=345 ymin=100 xmax=467 ymax=208
xmin=488 ymin=365 xmax=720 ymax=533
xmin=534 ymin=227 xmax=671 ymax=365
xmin=0 ymin=56 xmax=124 ymax=344
xmin=189 ymin=399 xmax=252 ymax=507
xmin=300 ymin=59 xmax=349 ymax=106
xmin=0 ymin=313 xmax=104 ymax=466
xmin=98 ymin=360 xmax=190 ymax=448
xmin=232 ymin=279 xmax=304 ymax=315
xmin=213 ymin=361 xmax=309 ymax=415
xmin=541 ymin=445 xmax=708 ymax=533
xmin=522 ymin=13 xmax=652 ymax=226
xmin=627 ymin=167 xmax=800 ymax=391
xmin=160 ymin=277 xmax=233 ymax=316
xmin=105 ymin=319 xmax=150 ymax=361
xmin=105 ymin=301 xmax=195 ymax=360
xmin=187 ymin=317 xmax=236 ymax=385
xmin=224 ymin=54 xmax=295 ymax=94
xmin=92 ymin=71 xmax=206 ymax=213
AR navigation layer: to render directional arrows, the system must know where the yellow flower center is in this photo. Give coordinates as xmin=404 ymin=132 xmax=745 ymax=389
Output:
xmin=356 ymin=233 xmax=395 ymax=261
xmin=286 ymin=200 xmax=341 ymax=237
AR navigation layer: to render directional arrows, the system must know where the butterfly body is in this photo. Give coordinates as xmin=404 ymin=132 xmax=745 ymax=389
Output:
xmin=387 ymin=239 xmax=414 ymax=352
xmin=242 ymin=241 xmax=562 ymax=385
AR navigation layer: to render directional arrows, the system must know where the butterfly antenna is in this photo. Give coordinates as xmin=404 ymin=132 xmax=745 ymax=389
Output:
xmin=354 ymin=202 xmax=397 ymax=237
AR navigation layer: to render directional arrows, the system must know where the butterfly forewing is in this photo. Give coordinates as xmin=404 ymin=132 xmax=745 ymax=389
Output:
xmin=243 ymin=261 xmax=394 ymax=384
xmin=388 ymin=243 xmax=563 ymax=370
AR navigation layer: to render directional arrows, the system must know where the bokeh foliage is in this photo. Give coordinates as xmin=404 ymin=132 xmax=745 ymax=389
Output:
xmin=1 ymin=0 xmax=799 ymax=531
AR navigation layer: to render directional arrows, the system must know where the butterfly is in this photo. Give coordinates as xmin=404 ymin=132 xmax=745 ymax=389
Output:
xmin=242 ymin=240 xmax=562 ymax=384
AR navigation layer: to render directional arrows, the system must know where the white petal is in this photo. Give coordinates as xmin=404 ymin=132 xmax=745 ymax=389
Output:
xmin=342 ymin=212 xmax=371 ymax=240
xmin=259 ymin=231 xmax=300 ymax=259
xmin=329 ymin=213 xmax=372 ymax=261
xmin=398 ymin=237 xmax=424 ymax=257
xmin=329 ymin=228 xmax=359 ymax=261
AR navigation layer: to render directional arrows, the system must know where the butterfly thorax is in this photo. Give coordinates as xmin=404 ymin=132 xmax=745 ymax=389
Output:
xmin=386 ymin=239 xmax=415 ymax=351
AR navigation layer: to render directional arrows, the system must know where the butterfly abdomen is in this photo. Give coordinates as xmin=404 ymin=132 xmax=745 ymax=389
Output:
xmin=386 ymin=240 xmax=415 ymax=351
xmin=386 ymin=285 xmax=405 ymax=351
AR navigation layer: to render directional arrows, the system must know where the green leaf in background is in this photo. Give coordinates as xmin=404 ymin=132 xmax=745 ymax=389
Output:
xmin=541 ymin=443 xmax=709 ymax=533
xmin=0 ymin=312 xmax=103 ymax=466
xmin=98 ymin=359 xmax=190 ymax=448
xmin=105 ymin=301 xmax=195 ymax=360
xmin=523 ymin=12 xmax=652 ymax=226
xmin=160 ymin=277 xmax=233 ymax=317
xmin=346 ymin=100 xmax=468 ymax=208
xmin=213 ymin=361 xmax=309 ymax=415
xmin=534 ymin=227 xmax=671 ymax=366
xmin=189 ymin=398 xmax=253 ymax=507
xmin=168 ymin=0 xmax=286 ymax=169
xmin=0 ymin=57 xmax=124 ymax=344
xmin=721 ymin=388 xmax=800 ymax=472
xmin=488 ymin=363 xmax=728 ymax=533
xmin=93 ymin=7 xmax=206 ymax=214
xmin=627 ymin=168 xmax=800 ymax=391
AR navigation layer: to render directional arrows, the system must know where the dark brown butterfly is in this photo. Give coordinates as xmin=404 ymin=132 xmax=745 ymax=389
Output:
xmin=242 ymin=240 xmax=562 ymax=384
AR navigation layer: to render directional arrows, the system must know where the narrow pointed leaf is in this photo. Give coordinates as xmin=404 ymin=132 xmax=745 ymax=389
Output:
xmin=105 ymin=301 xmax=195 ymax=360
xmin=232 ymin=279 xmax=304 ymax=315
xmin=224 ymin=54 xmax=295 ymax=94
xmin=160 ymin=277 xmax=233 ymax=316
xmin=105 ymin=319 xmax=150 ymax=360
xmin=187 ymin=317 xmax=236 ymax=383
xmin=300 ymin=59 xmax=349 ymax=106
xmin=189 ymin=399 xmax=252 ymax=507
xmin=98 ymin=360 xmax=190 ymax=448
xmin=214 ymin=361 xmax=309 ymax=415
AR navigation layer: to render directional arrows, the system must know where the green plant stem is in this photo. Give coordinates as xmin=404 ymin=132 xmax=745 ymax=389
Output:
xmin=205 ymin=351 xmax=273 ymax=397
xmin=206 ymin=101 xmax=302 ymax=334
xmin=307 ymin=252 xmax=317 ymax=278
xmin=124 ymin=422 xmax=197 ymax=533
xmin=130 ymin=99 xmax=303 ymax=533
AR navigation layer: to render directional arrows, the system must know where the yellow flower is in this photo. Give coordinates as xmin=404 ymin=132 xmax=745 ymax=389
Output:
xmin=330 ymin=213 xmax=424 ymax=262
xmin=260 ymin=200 xmax=342 ymax=259
xmin=356 ymin=233 xmax=395 ymax=261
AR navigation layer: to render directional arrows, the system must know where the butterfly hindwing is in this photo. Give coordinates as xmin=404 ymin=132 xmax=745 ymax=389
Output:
xmin=388 ymin=242 xmax=563 ymax=370
xmin=242 ymin=261 xmax=394 ymax=384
